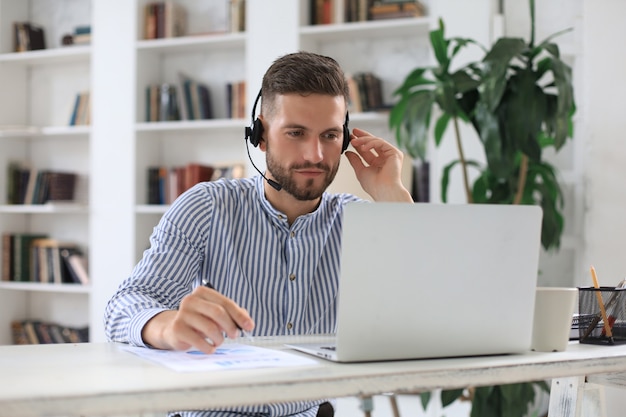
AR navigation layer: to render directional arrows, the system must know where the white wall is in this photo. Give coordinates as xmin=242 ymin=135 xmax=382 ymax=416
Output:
xmin=583 ymin=0 xmax=626 ymax=285
xmin=582 ymin=1 xmax=626 ymax=414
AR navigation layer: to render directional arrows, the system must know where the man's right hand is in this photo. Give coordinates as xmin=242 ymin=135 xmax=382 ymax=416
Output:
xmin=141 ymin=285 xmax=255 ymax=354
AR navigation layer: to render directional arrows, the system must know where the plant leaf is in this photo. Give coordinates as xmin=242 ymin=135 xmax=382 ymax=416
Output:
xmin=481 ymin=38 xmax=527 ymax=112
xmin=474 ymin=101 xmax=507 ymax=176
xmin=430 ymin=21 xmax=449 ymax=68
xmin=419 ymin=391 xmax=431 ymax=411
xmin=441 ymin=159 xmax=481 ymax=202
xmin=549 ymin=58 xmax=575 ymax=149
xmin=441 ymin=389 xmax=465 ymax=407
xmin=390 ymin=90 xmax=435 ymax=160
xmin=500 ymin=70 xmax=545 ymax=161
xmin=434 ymin=113 xmax=451 ymax=146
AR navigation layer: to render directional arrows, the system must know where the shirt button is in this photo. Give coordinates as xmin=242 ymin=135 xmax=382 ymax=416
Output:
xmin=290 ymin=231 xmax=296 ymax=238
xmin=289 ymin=274 xmax=296 ymax=281
xmin=287 ymin=322 xmax=293 ymax=330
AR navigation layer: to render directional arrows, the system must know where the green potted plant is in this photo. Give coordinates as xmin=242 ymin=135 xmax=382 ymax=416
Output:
xmin=389 ymin=0 xmax=575 ymax=252
xmin=388 ymin=0 xmax=574 ymax=415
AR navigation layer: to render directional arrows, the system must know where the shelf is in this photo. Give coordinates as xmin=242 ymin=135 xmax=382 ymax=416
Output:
xmin=0 ymin=281 xmax=90 ymax=294
xmin=0 ymin=204 xmax=89 ymax=214
xmin=136 ymin=118 xmax=247 ymax=132
xmin=135 ymin=114 xmax=386 ymax=133
xmin=40 ymin=125 xmax=91 ymax=136
xmin=136 ymin=204 xmax=170 ymax=214
xmin=0 ymin=125 xmax=91 ymax=138
xmin=136 ymin=32 xmax=246 ymax=54
xmin=0 ymin=45 xmax=91 ymax=66
xmin=300 ymin=17 xmax=431 ymax=42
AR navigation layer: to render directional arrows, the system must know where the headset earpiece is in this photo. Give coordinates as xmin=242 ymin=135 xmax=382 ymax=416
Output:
xmin=342 ymin=112 xmax=351 ymax=153
xmin=245 ymin=90 xmax=264 ymax=148
xmin=247 ymin=117 xmax=264 ymax=148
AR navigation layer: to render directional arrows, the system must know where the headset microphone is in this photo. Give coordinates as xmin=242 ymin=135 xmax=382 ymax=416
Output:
xmin=244 ymin=90 xmax=282 ymax=191
xmin=245 ymin=137 xmax=282 ymax=191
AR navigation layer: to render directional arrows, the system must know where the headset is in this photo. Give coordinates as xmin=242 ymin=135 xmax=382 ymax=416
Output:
xmin=244 ymin=89 xmax=351 ymax=192
xmin=245 ymin=89 xmax=351 ymax=152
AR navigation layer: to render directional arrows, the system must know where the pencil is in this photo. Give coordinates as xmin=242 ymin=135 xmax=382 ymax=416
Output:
xmin=202 ymin=279 xmax=253 ymax=340
xmin=590 ymin=266 xmax=613 ymax=338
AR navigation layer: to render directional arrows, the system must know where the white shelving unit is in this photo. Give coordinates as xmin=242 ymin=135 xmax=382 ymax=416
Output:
xmin=1 ymin=0 xmax=584 ymax=346
xmin=0 ymin=0 xmax=92 ymax=345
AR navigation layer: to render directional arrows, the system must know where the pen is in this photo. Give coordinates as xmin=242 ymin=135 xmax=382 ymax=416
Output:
xmin=590 ymin=266 xmax=613 ymax=339
xmin=202 ymin=279 xmax=253 ymax=341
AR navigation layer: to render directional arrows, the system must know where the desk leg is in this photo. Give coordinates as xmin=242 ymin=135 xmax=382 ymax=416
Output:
xmin=549 ymin=377 xmax=606 ymax=417
xmin=360 ymin=396 xmax=374 ymax=417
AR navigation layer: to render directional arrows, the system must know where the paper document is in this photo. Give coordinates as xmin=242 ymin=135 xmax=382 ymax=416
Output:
xmin=120 ymin=343 xmax=318 ymax=372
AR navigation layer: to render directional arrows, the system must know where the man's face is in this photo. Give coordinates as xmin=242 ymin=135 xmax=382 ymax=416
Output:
xmin=262 ymin=93 xmax=346 ymax=201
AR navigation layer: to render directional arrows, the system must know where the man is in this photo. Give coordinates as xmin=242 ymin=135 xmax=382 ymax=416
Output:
xmin=104 ymin=51 xmax=412 ymax=417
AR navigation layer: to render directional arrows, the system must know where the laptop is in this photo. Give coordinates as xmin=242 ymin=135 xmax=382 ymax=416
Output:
xmin=286 ymin=202 xmax=543 ymax=362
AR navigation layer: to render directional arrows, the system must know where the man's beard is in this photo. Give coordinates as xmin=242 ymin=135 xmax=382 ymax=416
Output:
xmin=265 ymin=149 xmax=340 ymax=201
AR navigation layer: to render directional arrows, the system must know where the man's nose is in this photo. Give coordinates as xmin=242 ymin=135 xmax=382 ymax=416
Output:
xmin=302 ymin=138 xmax=323 ymax=163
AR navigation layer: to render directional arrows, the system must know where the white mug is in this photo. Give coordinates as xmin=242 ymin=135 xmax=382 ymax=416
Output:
xmin=531 ymin=287 xmax=578 ymax=352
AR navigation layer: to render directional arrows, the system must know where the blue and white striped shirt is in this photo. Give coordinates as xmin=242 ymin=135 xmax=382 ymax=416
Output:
xmin=104 ymin=175 xmax=362 ymax=417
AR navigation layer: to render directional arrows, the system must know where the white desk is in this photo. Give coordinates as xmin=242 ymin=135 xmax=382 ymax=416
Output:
xmin=1 ymin=336 xmax=626 ymax=417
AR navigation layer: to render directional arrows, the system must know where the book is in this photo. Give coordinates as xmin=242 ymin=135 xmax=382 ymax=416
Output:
xmin=226 ymin=80 xmax=246 ymax=119
xmin=311 ymin=0 xmax=334 ymax=24
xmin=164 ymin=1 xmax=187 ymax=37
xmin=60 ymin=246 xmax=89 ymax=285
xmin=369 ymin=1 xmax=424 ymax=20
xmin=177 ymin=73 xmax=214 ymax=121
xmin=11 ymin=320 xmax=89 ymax=344
xmin=144 ymin=1 xmax=187 ymax=39
xmin=185 ymin=163 xmax=215 ymax=191
xmin=146 ymin=162 xmax=226 ymax=204
xmin=1 ymin=233 xmax=13 ymax=281
xmin=22 ymin=167 xmax=39 ymax=204
xmin=147 ymin=167 xmax=161 ymax=204
xmin=47 ymin=172 xmax=77 ymax=202
xmin=11 ymin=233 xmax=48 ymax=282
xmin=31 ymin=239 xmax=79 ymax=284
xmin=69 ymin=91 xmax=90 ymax=126
xmin=159 ymin=83 xmax=181 ymax=121
xmin=13 ymin=22 xmax=46 ymax=52
xmin=22 ymin=320 xmax=40 ymax=344
xmin=229 ymin=0 xmax=246 ymax=32
xmin=11 ymin=321 xmax=29 ymax=345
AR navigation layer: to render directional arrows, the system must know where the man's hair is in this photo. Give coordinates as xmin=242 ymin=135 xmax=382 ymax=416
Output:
xmin=260 ymin=51 xmax=350 ymax=117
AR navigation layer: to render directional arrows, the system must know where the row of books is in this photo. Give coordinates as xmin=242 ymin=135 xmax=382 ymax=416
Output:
xmin=61 ymin=25 xmax=92 ymax=46
xmin=143 ymin=1 xmax=187 ymax=39
xmin=69 ymin=91 xmax=91 ymax=126
xmin=145 ymin=75 xmax=214 ymax=122
xmin=6 ymin=164 xmax=78 ymax=205
xmin=229 ymin=0 xmax=246 ymax=32
xmin=145 ymin=74 xmax=245 ymax=122
xmin=13 ymin=21 xmax=46 ymax=52
xmin=12 ymin=320 xmax=89 ymax=345
xmin=146 ymin=84 xmax=183 ymax=122
xmin=347 ymin=72 xmax=386 ymax=113
xmin=227 ymin=80 xmax=246 ymax=119
xmin=369 ymin=0 xmax=424 ymax=20
xmin=310 ymin=0 xmax=424 ymax=25
xmin=148 ymin=162 xmax=245 ymax=205
xmin=1 ymin=234 xmax=89 ymax=284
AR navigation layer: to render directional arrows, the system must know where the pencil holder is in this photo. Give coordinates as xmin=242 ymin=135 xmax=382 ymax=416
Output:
xmin=578 ymin=287 xmax=626 ymax=345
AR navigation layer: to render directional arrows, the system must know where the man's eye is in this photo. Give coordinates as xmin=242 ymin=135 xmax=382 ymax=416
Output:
xmin=323 ymin=132 xmax=339 ymax=140
xmin=287 ymin=130 xmax=303 ymax=137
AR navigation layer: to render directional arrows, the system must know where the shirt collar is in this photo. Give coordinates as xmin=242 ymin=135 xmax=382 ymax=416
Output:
xmin=254 ymin=175 xmax=328 ymax=229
